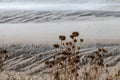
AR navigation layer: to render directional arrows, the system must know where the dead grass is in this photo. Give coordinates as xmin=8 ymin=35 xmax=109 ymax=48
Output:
xmin=0 ymin=32 xmax=120 ymax=80
xmin=44 ymin=32 xmax=120 ymax=80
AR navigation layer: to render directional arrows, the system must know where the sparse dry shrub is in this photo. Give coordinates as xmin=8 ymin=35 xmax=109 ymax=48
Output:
xmin=82 ymin=48 xmax=108 ymax=80
xmin=45 ymin=32 xmax=84 ymax=80
xmin=105 ymin=69 xmax=120 ymax=80
xmin=0 ymin=32 xmax=119 ymax=80
xmin=0 ymin=49 xmax=8 ymax=72
xmin=44 ymin=32 xmax=119 ymax=80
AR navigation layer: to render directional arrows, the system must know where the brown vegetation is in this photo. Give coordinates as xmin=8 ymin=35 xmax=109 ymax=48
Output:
xmin=45 ymin=32 xmax=120 ymax=80
xmin=0 ymin=49 xmax=8 ymax=72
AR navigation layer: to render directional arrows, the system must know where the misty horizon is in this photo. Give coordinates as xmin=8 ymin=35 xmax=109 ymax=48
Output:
xmin=0 ymin=18 xmax=120 ymax=43
xmin=0 ymin=0 xmax=120 ymax=3
xmin=0 ymin=0 xmax=120 ymax=43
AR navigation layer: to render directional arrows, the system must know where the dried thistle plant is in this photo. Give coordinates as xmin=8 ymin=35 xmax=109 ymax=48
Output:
xmin=45 ymin=32 xmax=84 ymax=80
xmin=44 ymin=32 xmax=119 ymax=80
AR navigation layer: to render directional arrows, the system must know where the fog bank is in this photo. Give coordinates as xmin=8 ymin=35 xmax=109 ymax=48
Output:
xmin=0 ymin=17 xmax=120 ymax=44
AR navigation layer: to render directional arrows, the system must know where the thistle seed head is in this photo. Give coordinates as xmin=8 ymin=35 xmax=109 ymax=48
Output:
xmin=59 ymin=35 xmax=66 ymax=41
xmin=80 ymin=39 xmax=84 ymax=43
xmin=102 ymin=48 xmax=107 ymax=52
xmin=70 ymin=35 xmax=74 ymax=39
xmin=71 ymin=68 xmax=77 ymax=73
xmin=72 ymin=32 xmax=79 ymax=37
xmin=53 ymin=44 xmax=59 ymax=48
xmin=98 ymin=48 xmax=102 ymax=52
xmin=74 ymin=39 xmax=77 ymax=43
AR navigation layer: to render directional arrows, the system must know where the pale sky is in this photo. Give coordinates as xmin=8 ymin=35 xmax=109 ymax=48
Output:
xmin=0 ymin=0 xmax=120 ymax=11
xmin=0 ymin=0 xmax=120 ymax=3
